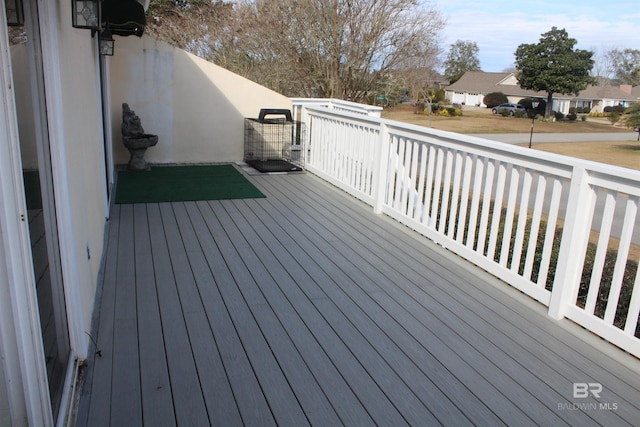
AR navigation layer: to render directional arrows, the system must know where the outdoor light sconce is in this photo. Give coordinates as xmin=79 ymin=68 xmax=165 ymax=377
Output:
xmin=72 ymin=0 xmax=100 ymax=30
xmin=5 ymin=0 xmax=25 ymax=26
xmin=99 ymin=29 xmax=114 ymax=56
xmin=72 ymin=0 xmax=147 ymax=55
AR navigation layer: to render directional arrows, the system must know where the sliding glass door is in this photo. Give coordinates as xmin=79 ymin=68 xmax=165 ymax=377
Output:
xmin=10 ymin=5 xmax=71 ymax=419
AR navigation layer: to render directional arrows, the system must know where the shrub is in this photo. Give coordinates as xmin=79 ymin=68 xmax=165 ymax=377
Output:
xmin=554 ymin=111 xmax=565 ymax=120
xmin=514 ymin=110 xmax=526 ymax=118
xmin=500 ymin=108 xmax=511 ymax=117
xmin=483 ymin=92 xmax=508 ymax=108
xmin=413 ymin=101 xmax=426 ymax=114
xmin=581 ymin=115 xmax=587 ymax=122
xmin=608 ymin=111 xmax=621 ymax=125
xmin=439 ymin=108 xmax=449 ymax=116
xmin=445 ymin=106 xmax=463 ymax=116
xmin=567 ymin=112 xmax=578 ymax=121
xmin=431 ymin=88 xmax=446 ymax=103
xmin=604 ymin=105 xmax=625 ymax=114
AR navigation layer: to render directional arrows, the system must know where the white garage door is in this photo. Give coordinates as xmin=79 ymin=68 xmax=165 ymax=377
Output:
xmin=466 ymin=92 xmax=481 ymax=106
xmin=452 ymin=92 xmax=466 ymax=104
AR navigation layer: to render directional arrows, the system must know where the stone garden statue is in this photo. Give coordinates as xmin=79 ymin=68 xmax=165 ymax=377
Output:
xmin=121 ymin=103 xmax=158 ymax=171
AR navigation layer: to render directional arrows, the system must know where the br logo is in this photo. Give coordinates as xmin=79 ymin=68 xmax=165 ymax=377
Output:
xmin=573 ymin=383 xmax=603 ymax=399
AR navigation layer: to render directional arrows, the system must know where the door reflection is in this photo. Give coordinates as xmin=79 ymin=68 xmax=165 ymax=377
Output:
xmin=15 ymin=23 xmax=71 ymax=417
xmin=23 ymin=170 xmax=68 ymax=420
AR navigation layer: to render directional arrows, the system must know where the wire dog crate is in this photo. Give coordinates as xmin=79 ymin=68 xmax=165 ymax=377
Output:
xmin=244 ymin=109 xmax=305 ymax=173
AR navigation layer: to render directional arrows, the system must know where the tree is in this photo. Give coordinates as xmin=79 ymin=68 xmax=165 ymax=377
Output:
xmin=444 ymin=40 xmax=480 ymax=84
xmin=623 ymin=103 xmax=640 ymax=141
xmin=148 ymin=0 xmax=445 ymax=101
xmin=146 ymin=0 xmax=445 ymax=100
xmin=514 ymin=27 xmax=596 ymax=118
xmin=590 ymin=46 xmax=614 ymax=79
xmin=605 ymin=48 xmax=640 ymax=86
xmin=231 ymin=0 xmax=445 ymax=100
xmin=146 ymin=0 xmax=236 ymax=59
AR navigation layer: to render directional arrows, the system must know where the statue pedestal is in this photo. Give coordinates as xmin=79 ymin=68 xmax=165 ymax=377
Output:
xmin=127 ymin=148 xmax=151 ymax=171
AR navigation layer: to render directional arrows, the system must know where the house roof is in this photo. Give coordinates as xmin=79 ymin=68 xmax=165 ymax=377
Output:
xmin=446 ymin=71 xmax=637 ymax=102
xmin=445 ymin=71 xmax=540 ymax=97
xmin=558 ymin=83 xmax=635 ymax=101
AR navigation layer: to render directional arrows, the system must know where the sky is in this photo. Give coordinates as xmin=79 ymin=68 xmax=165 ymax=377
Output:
xmin=437 ymin=0 xmax=640 ymax=73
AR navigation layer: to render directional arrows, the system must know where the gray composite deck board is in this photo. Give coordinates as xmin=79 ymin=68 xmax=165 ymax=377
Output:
xmin=77 ymin=170 xmax=640 ymax=427
xmin=110 ymin=204 xmax=143 ymax=426
xmin=133 ymin=204 xmax=176 ymax=427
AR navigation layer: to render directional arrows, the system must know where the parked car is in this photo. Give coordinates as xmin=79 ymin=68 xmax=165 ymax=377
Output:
xmin=492 ymin=103 xmax=526 ymax=115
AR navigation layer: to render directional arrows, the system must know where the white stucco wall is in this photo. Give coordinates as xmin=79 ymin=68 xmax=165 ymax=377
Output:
xmin=58 ymin=14 xmax=110 ymax=336
xmin=109 ymin=35 xmax=292 ymax=166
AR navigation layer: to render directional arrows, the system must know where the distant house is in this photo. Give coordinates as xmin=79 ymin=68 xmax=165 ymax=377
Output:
xmin=445 ymin=71 xmax=637 ymax=114
xmin=445 ymin=71 xmax=537 ymax=107
xmin=564 ymin=82 xmax=636 ymax=113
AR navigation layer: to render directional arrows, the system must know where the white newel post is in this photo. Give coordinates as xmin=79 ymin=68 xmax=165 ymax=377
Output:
xmin=372 ymin=123 xmax=390 ymax=214
xmin=299 ymin=106 xmax=311 ymax=166
xmin=548 ymin=167 xmax=595 ymax=319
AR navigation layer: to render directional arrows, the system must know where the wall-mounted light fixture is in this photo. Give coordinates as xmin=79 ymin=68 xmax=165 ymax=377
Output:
xmin=72 ymin=0 xmax=100 ymax=30
xmin=5 ymin=0 xmax=25 ymax=26
xmin=99 ymin=29 xmax=114 ymax=56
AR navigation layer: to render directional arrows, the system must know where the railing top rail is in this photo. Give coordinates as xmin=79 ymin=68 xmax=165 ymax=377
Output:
xmin=291 ymin=98 xmax=383 ymax=114
xmin=302 ymin=104 xmax=383 ymax=126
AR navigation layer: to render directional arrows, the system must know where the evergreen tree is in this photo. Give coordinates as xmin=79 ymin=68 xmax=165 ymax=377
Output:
xmin=515 ymin=27 xmax=596 ymax=118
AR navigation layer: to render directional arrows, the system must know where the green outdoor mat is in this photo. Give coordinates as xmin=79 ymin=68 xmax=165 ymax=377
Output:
xmin=115 ymin=164 xmax=265 ymax=204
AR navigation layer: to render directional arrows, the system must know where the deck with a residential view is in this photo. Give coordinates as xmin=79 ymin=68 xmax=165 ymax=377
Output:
xmin=76 ymin=169 xmax=640 ymax=426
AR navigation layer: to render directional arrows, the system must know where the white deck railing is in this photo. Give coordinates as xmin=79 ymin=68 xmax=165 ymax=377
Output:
xmin=291 ymin=98 xmax=383 ymax=118
xmin=293 ymin=102 xmax=640 ymax=357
